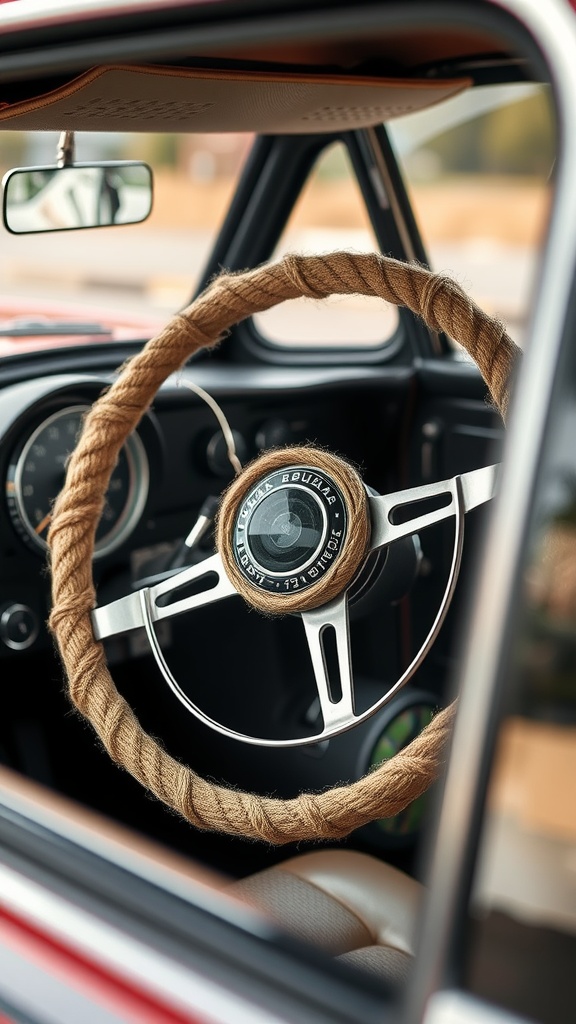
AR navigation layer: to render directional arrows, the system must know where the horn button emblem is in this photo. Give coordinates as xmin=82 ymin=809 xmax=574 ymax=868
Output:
xmin=233 ymin=465 xmax=348 ymax=595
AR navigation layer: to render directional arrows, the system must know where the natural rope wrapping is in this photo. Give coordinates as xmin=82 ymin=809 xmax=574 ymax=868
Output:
xmin=47 ymin=251 xmax=520 ymax=843
xmin=216 ymin=445 xmax=371 ymax=613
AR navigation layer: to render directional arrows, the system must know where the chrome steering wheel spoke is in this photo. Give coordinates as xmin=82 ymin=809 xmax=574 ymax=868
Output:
xmin=368 ymin=464 xmax=498 ymax=551
xmin=91 ymin=551 xmax=237 ymax=641
xmin=296 ymin=464 xmax=499 ymax=742
xmin=90 ymin=460 xmax=499 ymax=747
xmin=301 ymin=592 xmax=355 ymax=735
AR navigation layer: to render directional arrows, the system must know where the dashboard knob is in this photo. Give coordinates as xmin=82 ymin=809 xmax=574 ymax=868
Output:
xmin=205 ymin=429 xmax=247 ymax=478
xmin=255 ymin=418 xmax=292 ymax=450
xmin=0 ymin=602 xmax=39 ymax=651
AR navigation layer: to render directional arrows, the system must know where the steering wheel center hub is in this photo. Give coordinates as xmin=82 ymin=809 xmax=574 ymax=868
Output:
xmin=234 ymin=466 xmax=347 ymax=594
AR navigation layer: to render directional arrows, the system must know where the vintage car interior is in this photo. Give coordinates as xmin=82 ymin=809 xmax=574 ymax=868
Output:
xmin=0 ymin=1 xmax=575 ymax=1023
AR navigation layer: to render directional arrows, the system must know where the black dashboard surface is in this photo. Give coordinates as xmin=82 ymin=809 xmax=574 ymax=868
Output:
xmin=0 ymin=356 xmax=503 ymax=875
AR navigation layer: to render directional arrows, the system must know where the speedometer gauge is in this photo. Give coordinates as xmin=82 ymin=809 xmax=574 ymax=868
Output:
xmin=6 ymin=405 xmax=149 ymax=559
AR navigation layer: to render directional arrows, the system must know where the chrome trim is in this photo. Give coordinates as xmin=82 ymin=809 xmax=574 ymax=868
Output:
xmin=406 ymin=0 xmax=576 ymax=1019
xmin=0 ymin=860 xmax=287 ymax=1024
xmin=0 ymin=0 xmax=197 ymax=30
xmin=302 ymin=592 xmax=355 ymax=732
xmin=91 ymin=551 xmax=237 ymax=640
xmin=56 ymin=129 xmax=75 ymax=167
xmin=423 ymin=990 xmax=531 ymax=1024
xmin=368 ymin=464 xmax=498 ymax=550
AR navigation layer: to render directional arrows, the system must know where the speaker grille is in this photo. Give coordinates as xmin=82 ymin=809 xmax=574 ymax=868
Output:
xmin=64 ymin=98 xmax=214 ymax=121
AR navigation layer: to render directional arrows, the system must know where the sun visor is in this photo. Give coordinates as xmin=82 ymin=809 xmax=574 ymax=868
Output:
xmin=0 ymin=64 xmax=471 ymax=133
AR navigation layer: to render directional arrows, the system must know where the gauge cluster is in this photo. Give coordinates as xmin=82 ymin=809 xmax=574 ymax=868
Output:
xmin=6 ymin=403 xmax=150 ymax=559
xmin=0 ymin=376 xmax=155 ymax=562
xmin=0 ymin=374 xmax=161 ymax=658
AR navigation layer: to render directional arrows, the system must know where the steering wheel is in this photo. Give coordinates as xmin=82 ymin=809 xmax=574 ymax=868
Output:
xmin=48 ymin=251 xmax=518 ymax=842
xmin=91 ymin=444 xmax=497 ymax=748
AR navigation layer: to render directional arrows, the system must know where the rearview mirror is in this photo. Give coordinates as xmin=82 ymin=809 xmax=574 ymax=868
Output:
xmin=2 ymin=161 xmax=153 ymax=234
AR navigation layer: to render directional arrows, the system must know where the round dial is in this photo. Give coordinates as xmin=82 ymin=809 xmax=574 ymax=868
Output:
xmin=6 ymin=404 xmax=149 ymax=559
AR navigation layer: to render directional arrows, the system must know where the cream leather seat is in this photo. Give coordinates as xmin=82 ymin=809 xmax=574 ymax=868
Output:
xmin=232 ymin=849 xmax=423 ymax=985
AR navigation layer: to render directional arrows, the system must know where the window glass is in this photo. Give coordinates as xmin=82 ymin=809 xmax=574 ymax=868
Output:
xmin=389 ymin=84 xmax=554 ymax=348
xmin=254 ymin=143 xmax=399 ymax=348
xmin=464 ymin=427 xmax=576 ymax=1023
xmin=0 ymin=130 xmax=252 ymax=320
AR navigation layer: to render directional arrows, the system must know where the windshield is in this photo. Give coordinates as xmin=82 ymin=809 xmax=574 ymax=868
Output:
xmin=0 ymin=83 xmax=555 ymax=357
xmin=0 ymin=130 xmax=252 ymax=352
xmin=389 ymin=83 xmax=555 ymax=348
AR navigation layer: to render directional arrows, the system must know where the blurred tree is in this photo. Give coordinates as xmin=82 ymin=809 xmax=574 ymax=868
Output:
xmin=122 ymin=133 xmax=179 ymax=167
xmin=424 ymin=92 xmax=554 ymax=178
xmin=0 ymin=131 xmax=27 ymax=174
xmin=483 ymin=92 xmax=554 ymax=176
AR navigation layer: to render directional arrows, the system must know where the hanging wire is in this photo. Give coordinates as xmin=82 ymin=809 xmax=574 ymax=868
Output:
xmin=177 ymin=377 xmax=243 ymax=476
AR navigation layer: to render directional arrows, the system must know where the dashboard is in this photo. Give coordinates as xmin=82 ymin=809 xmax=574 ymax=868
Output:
xmin=0 ymin=357 xmax=503 ymax=872
xmin=0 ymin=365 xmax=409 ymax=649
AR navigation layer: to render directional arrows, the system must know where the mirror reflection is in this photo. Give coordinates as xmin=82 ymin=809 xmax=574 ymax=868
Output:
xmin=2 ymin=162 xmax=153 ymax=233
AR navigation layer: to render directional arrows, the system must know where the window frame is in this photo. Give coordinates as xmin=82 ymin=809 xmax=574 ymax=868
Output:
xmin=196 ymin=128 xmax=444 ymax=368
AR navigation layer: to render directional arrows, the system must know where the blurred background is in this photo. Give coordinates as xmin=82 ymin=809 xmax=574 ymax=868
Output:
xmin=0 ymin=81 xmax=554 ymax=349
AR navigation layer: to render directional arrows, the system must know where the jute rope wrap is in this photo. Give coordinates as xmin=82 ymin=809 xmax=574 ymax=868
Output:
xmin=48 ymin=251 xmax=520 ymax=843
xmin=216 ymin=445 xmax=371 ymax=613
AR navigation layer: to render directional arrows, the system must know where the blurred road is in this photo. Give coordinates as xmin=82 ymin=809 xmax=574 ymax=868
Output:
xmin=0 ymin=225 xmax=540 ymax=345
